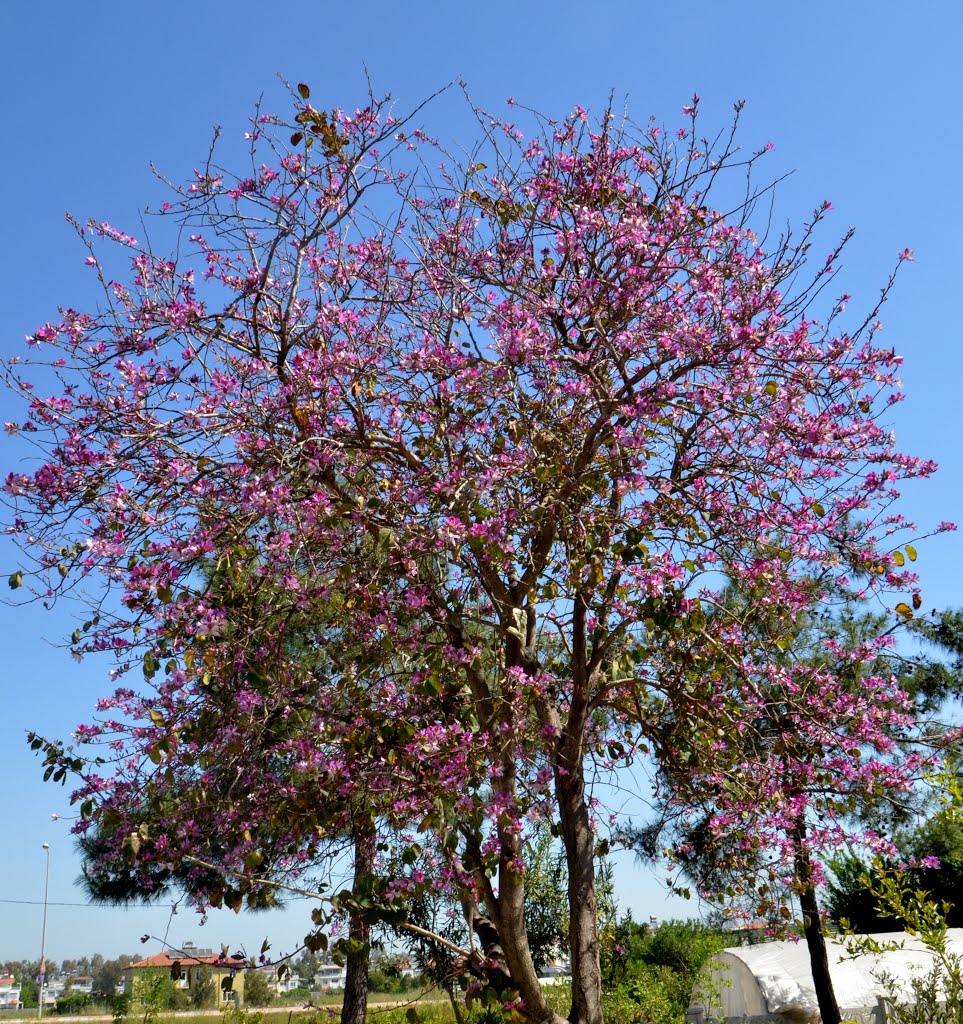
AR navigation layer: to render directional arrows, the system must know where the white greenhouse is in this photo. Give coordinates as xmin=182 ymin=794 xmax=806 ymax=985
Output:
xmin=688 ymin=929 xmax=963 ymax=1024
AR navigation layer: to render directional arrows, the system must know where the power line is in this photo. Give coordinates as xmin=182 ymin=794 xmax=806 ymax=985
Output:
xmin=0 ymin=895 xmax=313 ymax=907
xmin=0 ymin=898 xmax=139 ymax=908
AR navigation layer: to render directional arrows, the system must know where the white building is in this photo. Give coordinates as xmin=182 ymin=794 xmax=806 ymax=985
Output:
xmin=0 ymin=976 xmax=22 ymax=1010
xmin=313 ymin=962 xmax=347 ymax=991
xmin=41 ymin=977 xmax=67 ymax=1003
xmin=271 ymin=968 xmax=303 ymax=996
xmin=68 ymin=976 xmax=94 ymax=996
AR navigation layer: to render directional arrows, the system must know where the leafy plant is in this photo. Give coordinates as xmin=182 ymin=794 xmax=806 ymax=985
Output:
xmin=602 ymin=918 xmax=724 ymax=1024
xmin=841 ymin=773 xmax=963 ymax=1023
xmin=54 ymin=991 xmax=91 ymax=1015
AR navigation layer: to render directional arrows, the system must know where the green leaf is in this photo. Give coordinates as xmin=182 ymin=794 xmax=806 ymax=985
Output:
xmin=764 ymin=381 xmax=779 ymax=397
xmin=297 ymin=83 xmax=310 ymax=100
xmin=905 ymin=544 xmax=917 ymax=562
xmin=893 ymin=550 xmax=905 ymax=566
xmin=8 ymin=571 xmax=22 ymax=589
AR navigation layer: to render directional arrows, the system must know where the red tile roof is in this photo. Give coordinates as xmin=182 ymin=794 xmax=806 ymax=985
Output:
xmin=127 ymin=951 xmax=245 ymax=970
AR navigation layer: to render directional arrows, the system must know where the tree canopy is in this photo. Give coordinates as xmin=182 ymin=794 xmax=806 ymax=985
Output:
xmin=4 ymin=84 xmax=949 ymax=1024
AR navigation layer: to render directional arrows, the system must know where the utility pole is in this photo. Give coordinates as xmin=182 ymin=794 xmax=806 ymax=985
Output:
xmin=38 ymin=844 xmax=50 ymax=1018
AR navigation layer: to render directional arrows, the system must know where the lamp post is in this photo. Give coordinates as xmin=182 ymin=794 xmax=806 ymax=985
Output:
xmin=38 ymin=844 xmax=50 ymax=1018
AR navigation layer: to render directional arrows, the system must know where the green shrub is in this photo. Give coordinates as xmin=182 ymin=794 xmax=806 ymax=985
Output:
xmin=110 ymin=991 xmax=131 ymax=1024
xmin=18 ymin=979 xmax=39 ymax=1009
xmin=55 ymin=991 xmax=91 ymax=1015
xmin=373 ymin=1003 xmax=457 ymax=1024
xmin=463 ymin=1007 xmax=509 ymax=1024
xmin=602 ymin=917 xmax=725 ymax=1024
xmin=223 ymin=1006 xmax=265 ymax=1024
xmin=243 ymin=968 xmax=275 ymax=1007
xmin=605 ymin=963 xmax=684 ymax=1024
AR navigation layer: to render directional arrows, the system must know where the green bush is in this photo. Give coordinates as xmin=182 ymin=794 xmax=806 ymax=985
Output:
xmin=54 ymin=991 xmax=91 ymax=1015
xmin=243 ymin=968 xmax=275 ymax=1007
xmin=373 ymin=1004 xmax=458 ymax=1024
xmin=602 ymin=917 xmax=725 ymax=1024
xmin=189 ymin=966 xmax=216 ymax=1009
xmin=110 ymin=991 xmax=131 ymax=1024
xmin=19 ymin=979 xmax=38 ymax=1008
xmin=463 ymin=1007 xmax=509 ymax=1024
xmin=223 ymin=1006 xmax=265 ymax=1024
xmin=132 ymin=967 xmax=179 ymax=1023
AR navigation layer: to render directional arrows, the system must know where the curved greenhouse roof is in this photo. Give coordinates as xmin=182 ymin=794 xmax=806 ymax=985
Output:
xmin=690 ymin=929 xmax=963 ymax=1023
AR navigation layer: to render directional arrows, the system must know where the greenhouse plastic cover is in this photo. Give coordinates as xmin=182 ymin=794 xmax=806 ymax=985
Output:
xmin=697 ymin=929 xmax=963 ymax=1020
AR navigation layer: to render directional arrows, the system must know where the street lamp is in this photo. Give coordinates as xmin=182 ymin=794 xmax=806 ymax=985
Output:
xmin=38 ymin=844 xmax=50 ymax=1019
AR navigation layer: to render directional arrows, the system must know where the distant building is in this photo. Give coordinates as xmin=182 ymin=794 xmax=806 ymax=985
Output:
xmin=270 ymin=968 xmax=303 ymax=996
xmin=313 ymin=961 xmax=347 ymax=991
xmin=721 ymin=920 xmax=770 ymax=946
xmin=68 ymin=976 xmax=94 ymax=996
xmin=124 ymin=942 xmax=247 ymax=1007
xmin=0 ymin=976 xmax=22 ymax=1010
xmin=41 ymin=977 xmax=67 ymax=1003
xmin=537 ymin=960 xmax=571 ymax=986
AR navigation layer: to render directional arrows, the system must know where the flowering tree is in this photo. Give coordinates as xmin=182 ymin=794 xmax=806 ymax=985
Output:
xmin=4 ymin=84 xmax=944 ymax=1024
xmin=635 ymin=588 xmax=941 ymax=1024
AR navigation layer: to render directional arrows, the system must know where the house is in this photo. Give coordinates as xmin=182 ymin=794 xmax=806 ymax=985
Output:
xmin=0 ymin=976 xmax=22 ymax=1010
xmin=264 ymin=966 xmax=303 ymax=999
xmin=41 ymin=977 xmax=67 ymax=1004
xmin=67 ymin=976 xmax=94 ymax=996
xmin=124 ymin=942 xmax=247 ymax=1007
xmin=313 ymin=961 xmax=347 ymax=991
xmin=537 ymin=960 xmax=571 ymax=986
xmin=721 ymin=920 xmax=771 ymax=947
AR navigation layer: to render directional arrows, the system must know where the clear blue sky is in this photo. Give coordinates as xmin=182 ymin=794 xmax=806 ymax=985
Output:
xmin=1 ymin=0 xmax=961 ymax=965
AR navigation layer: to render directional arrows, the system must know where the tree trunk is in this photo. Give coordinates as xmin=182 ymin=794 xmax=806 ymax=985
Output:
xmin=468 ymin=766 xmax=566 ymax=1024
xmin=486 ymin=826 xmax=566 ymax=1024
xmin=442 ymin=979 xmax=464 ymax=1024
xmin=792 ymin=821 xmax=840 ymax=1024
xmin=342 ymin=822 xmax=375 ymax=1024
xmin=556 ymin=764 xmax=603 ymax=1024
